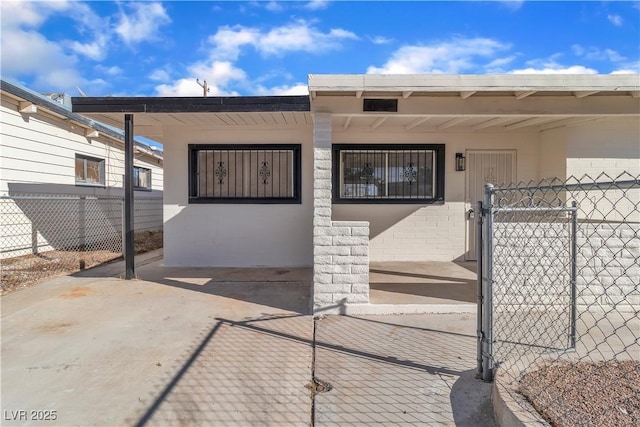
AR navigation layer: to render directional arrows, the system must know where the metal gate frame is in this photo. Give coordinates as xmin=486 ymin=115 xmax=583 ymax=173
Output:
xmin=475 ymin=183 xmax=579 ymax=381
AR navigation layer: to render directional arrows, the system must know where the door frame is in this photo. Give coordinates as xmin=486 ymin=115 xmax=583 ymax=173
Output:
xmin=464 ymin=149 xmax=517 ymax=261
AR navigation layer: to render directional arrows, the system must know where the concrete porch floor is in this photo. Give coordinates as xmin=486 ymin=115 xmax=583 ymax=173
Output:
xmin=370 ymin=261 xmax=478 ymax=305
xmin=1 ymin=252 xmax=494 ymax=426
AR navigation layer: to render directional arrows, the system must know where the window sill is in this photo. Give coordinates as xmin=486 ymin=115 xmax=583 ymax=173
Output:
xmin=75 ymin=182 xmax=106 ymax=188
xmin=189 ymin=197 xmax=301 ymax=205
xmin=332 ymin=198 xmax=445 ymax=205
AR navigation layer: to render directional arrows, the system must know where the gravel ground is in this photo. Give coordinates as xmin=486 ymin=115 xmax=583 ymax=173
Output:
xmin=520 ymin=360 xmax=640 ymax=426
xmin=1 ymin=230 xmax=163 ymax=294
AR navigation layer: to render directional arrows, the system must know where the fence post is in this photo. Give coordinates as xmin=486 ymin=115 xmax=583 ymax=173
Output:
xmin=476 ymin=200 xmax=484 ymax=376
xmin=482 ymin=183 xmax=494 ymax=381
xmin=570 ymin=200 xmax=578 ymax=349
xmin=121 ymin=199 xmax=126 ymax=261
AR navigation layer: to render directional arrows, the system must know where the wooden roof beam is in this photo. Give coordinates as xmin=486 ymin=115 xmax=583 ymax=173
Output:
xmin=504 ymin=117 xmax=561 ymax=130
xmin=370 ymin=117 xmax=387 ymax=129
xmin=538 ymin=117 xmax=601 ymax=131
xmin=402 ymin=91 xmax=413 ymax=99
xmin=471 ymin=117 xmax=515 ymax=130
xmin=18 ymin=101 xmax=37 ymax=114
xmin=460 ymin=91 xmax=477 ymax=99
xmin=405 ymin=117 xmax=431 ymax=130
xmin=515 ymin=90 xmax=537 ymax=100
xmin=343 ymin=116 xmax=352 ymax=130
xmin=437 ymin=117 xmax=469 ymax=130
xmin=574 ymin=91 xmax=599 ymax=99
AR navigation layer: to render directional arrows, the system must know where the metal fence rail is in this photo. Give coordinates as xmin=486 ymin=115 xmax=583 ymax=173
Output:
xmin=0 ymin=193 xmax=163 ymax=293
xmin=477 ymin=172 xmax=640 ymax=424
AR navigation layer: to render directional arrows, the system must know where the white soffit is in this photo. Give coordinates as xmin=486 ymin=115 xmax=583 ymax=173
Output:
xmin=308 ymin=74 xmax=640 ymax=96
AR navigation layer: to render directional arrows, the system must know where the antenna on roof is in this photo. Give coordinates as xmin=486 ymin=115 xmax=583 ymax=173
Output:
xmin=196 ymin=79 xmax=210 ymax=97
xmin=77 ymin=87 xmax=88 ymax=97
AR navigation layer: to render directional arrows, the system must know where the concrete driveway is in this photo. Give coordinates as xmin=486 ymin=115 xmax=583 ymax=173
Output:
xmin=1 ymin=254 xmax=493 ymax=426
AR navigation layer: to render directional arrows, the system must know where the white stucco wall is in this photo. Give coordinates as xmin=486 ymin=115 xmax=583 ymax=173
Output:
xmin=331 ymin=130 xmax=542 ymax=262
xmin=564 ymin=118 xmax=640 ymax=178
xmin=162 ymin=126 xmax=314 ymax=267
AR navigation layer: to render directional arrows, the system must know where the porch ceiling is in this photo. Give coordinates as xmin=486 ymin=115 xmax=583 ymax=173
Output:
xmin=80 ymin=111 xmax=313 ymax=143
xmin=331 ymin=113 xmax=618 ymax=133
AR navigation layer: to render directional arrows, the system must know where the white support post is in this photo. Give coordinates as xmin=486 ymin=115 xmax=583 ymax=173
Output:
xmin=313 ymin=113 xmax=370 ymax=313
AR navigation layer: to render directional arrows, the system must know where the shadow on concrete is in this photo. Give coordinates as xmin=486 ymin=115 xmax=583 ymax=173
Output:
xmin=131 ymin=314 xmax=313 ymax=427
xmin=73 ymin=256 xmax=312 ymax=314
xmin=450 ymin=369 xmax=496 ymax=427
xmin=369 ymin=267 xmax=476 ymax=304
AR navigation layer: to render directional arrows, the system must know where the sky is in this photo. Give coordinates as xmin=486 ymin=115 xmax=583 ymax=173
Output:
xmin=1 ymin=0 xmax=639 ymax=99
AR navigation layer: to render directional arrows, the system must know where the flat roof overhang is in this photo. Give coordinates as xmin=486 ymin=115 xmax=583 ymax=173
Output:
xmin=72 ymin=95 xmax=311 ymax=114
xmin=72 ymin=95 xmax=312 ymax=143
xmin=71 ymin=75 xmax=639 ymax=138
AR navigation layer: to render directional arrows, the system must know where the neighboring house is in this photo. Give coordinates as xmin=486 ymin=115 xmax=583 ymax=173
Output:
xmin=0 ymin=78 xmax=164 ymax=258
xmin=72 ymin=74 xmax=639 ymax=310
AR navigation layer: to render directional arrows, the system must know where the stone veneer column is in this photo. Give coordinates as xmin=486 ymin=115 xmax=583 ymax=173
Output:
xmin=312 ymin=113 xmax=370 ymax=312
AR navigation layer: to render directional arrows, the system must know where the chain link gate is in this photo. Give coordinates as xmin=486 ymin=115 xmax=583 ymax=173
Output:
xmin=476 ymin=173 xmax=640 ymax=384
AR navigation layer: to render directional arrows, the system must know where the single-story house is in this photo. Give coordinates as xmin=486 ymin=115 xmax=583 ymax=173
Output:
xmin=0 ymin=78 xmax=164 ymax=258
xmin=71 ymin=74 xmax=640 ymax=310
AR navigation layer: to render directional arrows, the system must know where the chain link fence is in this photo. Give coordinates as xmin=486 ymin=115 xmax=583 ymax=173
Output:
xmin=477 ymin=172 xmax=639 ymax=426
xmin=1 ymin=193 xmax=163 ymax=293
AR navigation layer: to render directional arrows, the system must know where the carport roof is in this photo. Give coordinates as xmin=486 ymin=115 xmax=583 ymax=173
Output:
xmin=72 ymin=95 xmax=310 ymax=113
xmin=71 ymin=75 xmax=639 ymax=140
xmin=308 ymin=74 xmax=640 ymax=98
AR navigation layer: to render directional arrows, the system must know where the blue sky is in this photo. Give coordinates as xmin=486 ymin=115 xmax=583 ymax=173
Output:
xmin=1 ymin=1 xmax=639 ymax=98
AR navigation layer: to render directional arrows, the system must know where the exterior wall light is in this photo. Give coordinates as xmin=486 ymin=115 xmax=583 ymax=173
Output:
xmin=456 ymin=153 xmax=466 ymax=172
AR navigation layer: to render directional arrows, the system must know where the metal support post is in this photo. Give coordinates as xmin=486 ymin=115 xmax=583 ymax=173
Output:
xmin=481 ymin=183 xmax=494 ymax=382
xmin=570 ymin=201 xmax=578 ymax=348
xmin=124 ymin=114 xmax=135 ymax=279
xmin=476 ymin=200 xmax=484 ymax=376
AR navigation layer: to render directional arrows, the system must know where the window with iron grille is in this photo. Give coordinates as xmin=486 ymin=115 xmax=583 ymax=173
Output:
xmin=333 ymin=144 xmax=445 ymax=203
xmin=188 ymin=144 xmax=301 ymax=204
xmin=75 ymin=154 xmax=105 ymax=186
xmin=134 ymin=166 xmax=152 ymax=191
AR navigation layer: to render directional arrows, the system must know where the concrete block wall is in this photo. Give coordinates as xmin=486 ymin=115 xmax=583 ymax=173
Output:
xmin=576 ymin=223 xmax=640 ymax=312
xmin=313 ymin=113 xmax=370 ymax=311
xmin=492 ymin=221 xmax=639 ymax=313
xmin=368 ymin=203 xmax=466 ymax=262
xmin=314 ymin=221 xmax=370 ymax=307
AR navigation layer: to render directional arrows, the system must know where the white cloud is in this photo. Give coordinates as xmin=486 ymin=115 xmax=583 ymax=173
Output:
xmin=264 ymin=1 xmax=284 ymax=12
xmin=208 ymin=20 xmax=357 ymax=59
xmin=610 ymin=60 xmax=640 ymax=74
xmin=66 ymin=34 xmax=110 ymax=61
xmin=255 ymin=83 xmax=309 ymax=96
xmin=510 ymin=65 xmax=598 ymax=74
xmin=607 ymin=14 xmax=623 ymax=27
xmin=304 ymin=0 xmax=330 ymax=11
xmin=367 ymin=38 xmax=510 ymax=74
xmin=0 ymin=21 xmax=88 ymax=92
xmin=149 ymin=69 xmax=171 ymax=82
xmin=498 ymin=1 xmax=524 ymax=11
xmin=209 ymin=26 xmax=261 ymax=61
xmin=370 ymin=36 xmax=393 ymax=45
xmin=258 ymin=21 xmax=357 ymax=55
xmin=155 ymin=79 xmax=210 ymax=97
xmin=572 ymin=45 xmax=626 ymax=63
xmin=95 ymin=65 xmax=123 ymax=76
xmin=610 ymin=69 xmax=639 ymax=75
xmin=115 ymin=2 xmax=171 ymax=45
xmin=0 ymin=0 xmax=117 ymax=91
xmin=154 ymin=61 xmax=246 ymax=96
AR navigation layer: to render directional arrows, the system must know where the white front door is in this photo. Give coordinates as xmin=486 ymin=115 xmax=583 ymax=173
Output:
xmin=465 ymin=150 xmax=517 ymax=260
